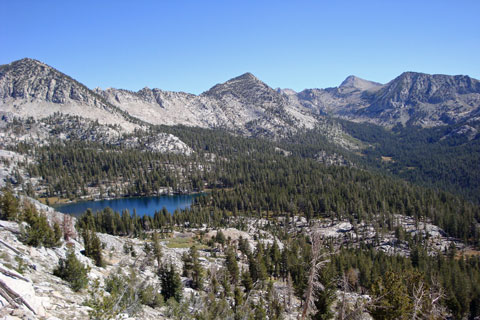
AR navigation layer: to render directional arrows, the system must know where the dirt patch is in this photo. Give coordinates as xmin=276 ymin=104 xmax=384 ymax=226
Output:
xmin=38 ymin=197 xmax=70 ymax=205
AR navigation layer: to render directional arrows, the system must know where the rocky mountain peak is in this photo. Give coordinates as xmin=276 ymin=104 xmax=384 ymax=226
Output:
xmin=277 ymin=88 xmax=297 ymax=96
xmin=202 ymin=72 xmax=277 ymax=100
xmin=0 ymin=58 xmax=57 ymax=83
xmin=339 ymin=75 xmax=382 ymax=91
xmin=233 ymin=72 xmax=258 ymax=81
xmin=381 ymin=71 xmax=480 ymax=102
xmin=0 ymin=58 xmax=141 ymax=131
xmin=359 ymin=71 xmax=480 ymax=126
xmin=0 ymin=57 xmax=90 ymax=103
xmin=1 ymin=58 xmax=45 ymax=71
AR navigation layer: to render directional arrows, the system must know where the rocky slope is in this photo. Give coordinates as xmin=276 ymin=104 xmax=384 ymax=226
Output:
xmin=0 ymin=204 xmax=167 ymax=319
xmin=97 ymin=72 xmax=318 ymax=138
xmin=0 ymin=114 xmax=193 ymax=157
xmin=0 ymin=196 xmax=301 ymax=320
xmin=358 ymin=72 xmax=480 ymax=126
xmin=2 ymin=58 xmax=480 ymax=139
xmin=295 ymin=72 xmax=480 ymax=127
xmin=0 ymin=59 xmax=140 ymax=132
xmin=0 ymin=194 xmax=466 ymax=319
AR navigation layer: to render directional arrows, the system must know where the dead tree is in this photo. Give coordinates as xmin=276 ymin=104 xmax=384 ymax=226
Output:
xmin=0 ymin=270 xmax=37 ymax=315
xmin=410 ymin=278 xmax=447 ymax=320
xmin=286 ymin=272 xmax=293 ymax=313
xmin=301 ymin=229 xmax=330 ymax=320
xmin=337 ymin=273 xmax=350 ymax=320
xmin=62 ymin=214 xmax=76 ymax=241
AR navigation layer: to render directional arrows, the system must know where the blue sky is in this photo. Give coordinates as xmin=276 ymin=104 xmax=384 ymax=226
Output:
xmin=1 ymin=0 xmax=479 ymax=94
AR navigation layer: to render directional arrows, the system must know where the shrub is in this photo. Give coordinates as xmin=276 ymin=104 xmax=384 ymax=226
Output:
xmin=20 ymin=202 xmax=61 ymax=248
xmin=82 ymin=227 xmax=104 ymax=267
xmin=54 ymin=249 xmax=89 ymax=291
xmin=140 ymin=284 xmax=164 ymax=308
xmin=159 ymin=264 xmax=183 ymax=302
xmin=0 ymin=189 xmax=19 ymax=221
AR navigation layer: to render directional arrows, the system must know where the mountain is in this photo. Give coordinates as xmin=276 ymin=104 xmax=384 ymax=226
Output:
xmin=97 ymin=72 xmax=319 ymax=138
xmin=95 ymin=87 xmax=202 ymax=127
xmin=291 ymin=72 xmax=480 ymax=127
xmin=0 ymin=58 xmax=140 ymax=132
xmin=0 ymin=59 xmax=197 ymax=156
xmin=338 ymin=75 xmax=382 ymax=93
xmin=357 ymin=72 xmax=480 ymax=126
xmin=293 ymin=75 xmax=381 ymax=116
xmin=2 ymin=58 xmax=480 ymax=136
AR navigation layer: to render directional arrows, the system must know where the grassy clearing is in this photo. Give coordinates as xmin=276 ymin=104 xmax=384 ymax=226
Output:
xmin=166 ymin=237 xmax=208 ymax=249
xmin=38 ymin=197 xmax=71 ymax=205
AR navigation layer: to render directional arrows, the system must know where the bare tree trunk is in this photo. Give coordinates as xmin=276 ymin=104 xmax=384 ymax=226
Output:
xmin=0 ymin=278 xmax=37 ymax=314
xmin=301 ymin=229 xmax=329 ymax=320
xmin=339 ymin=273 xmax=348 ymax=320
xmin=0 ymin=266 xmax=29 ymax=282
xmin=0 ymin=239 xmax=22 ymax=255
xmin=411 ymin=282 xmax=424 ymax=320
xmin=287 ymin=272 xmax=293 ymax=312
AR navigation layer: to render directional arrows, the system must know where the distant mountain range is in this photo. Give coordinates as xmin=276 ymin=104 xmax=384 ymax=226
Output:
xmin=1 ymin=58 xmax=480 ymax=137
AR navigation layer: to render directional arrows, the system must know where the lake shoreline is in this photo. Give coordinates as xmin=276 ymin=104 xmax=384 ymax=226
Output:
xmin=40 ymin=189 xmax=209 ymax=207
xmin=53 ymin=193 xmax=204 ymax=217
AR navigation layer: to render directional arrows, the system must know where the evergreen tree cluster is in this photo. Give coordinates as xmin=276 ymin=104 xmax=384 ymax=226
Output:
xmin=53 ymin=248 xmax=89 ymax=292
xmin=25 ymin=141 xmax=207 ymax=199
xmin=25 ymin=125 xmax=479 ymax=245
xmin=77 ymin=208 xmax=104 ymax=267
xmin=329 ymin=247 xmax=480 ymax=319
xmin=336 ymin=120 xmax=480 ymax=203
xmin=0 ymin=189 xmax=62 ymax=248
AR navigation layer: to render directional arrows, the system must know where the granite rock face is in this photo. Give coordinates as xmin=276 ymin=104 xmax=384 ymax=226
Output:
xmin=97 ymin=72 xmax=319 ymax=138
xmin=2 ymin=58 xmax=480 ymax=142
xmin=358 ymin=72 xmax=480 ymax=126
xmin=0 ymin=58 xmax=139 ymax=132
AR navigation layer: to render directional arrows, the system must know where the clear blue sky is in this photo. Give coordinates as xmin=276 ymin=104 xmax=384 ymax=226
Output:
xmin=1 ymin=0 xmax=479 ymax=94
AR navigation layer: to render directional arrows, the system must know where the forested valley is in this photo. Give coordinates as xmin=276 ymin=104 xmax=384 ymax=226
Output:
xmin=2 ymin=121 xmax=480 ymax=319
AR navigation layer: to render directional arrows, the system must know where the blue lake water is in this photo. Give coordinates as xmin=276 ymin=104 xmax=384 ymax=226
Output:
xmin=54 ymin=194 xmax=200 ymax=216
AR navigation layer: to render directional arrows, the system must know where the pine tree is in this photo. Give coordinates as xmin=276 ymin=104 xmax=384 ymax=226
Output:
xmin=183 ymin=246 xmax=204 ymax=290
xmin=159 ymin=264 xmax=183 ymax=302
xmin=369 ymin=271 xmax=413 ymax=320
xmin=191 ymin=247 xmax=204 ymax=290
xmin=152 ymin=231 xmax=163 ymax=267
xmin=83 ymin=227 xmax=104 ymax=267
xmin=254 ymin=299 xmax=267 ymax=320
xmin=215 ymin=230 xmax=226 ymax=246
xmin=21 ymin=202 xmax=61 ymax=248
xmin=241 ymin=271 xmax=253 ymax=293
xmin=269 ymin=241 xmax=281 ymax=278
xmin=225 ymin=246 xmax=239 ymax=284
xmin=54 ymin=248 xmax=89 ymax=291
xmin=233 ymin=286 xmax=243 ymax=312
xmin=0 ymin=189 xmax=19 ymax=221
xmin=255 ymin=242 xmax=268 ymax=282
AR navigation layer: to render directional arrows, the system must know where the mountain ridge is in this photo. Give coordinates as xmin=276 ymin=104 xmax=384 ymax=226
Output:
xmin=339 ymin=75 xmax=382 ymax=92
xmin=358 ymin=71 xmax=480 ymax=126
xmin=2 ymin=58 xmax=480 ymax=132
xmin=0 ymin=58 xmax=142 ymax=131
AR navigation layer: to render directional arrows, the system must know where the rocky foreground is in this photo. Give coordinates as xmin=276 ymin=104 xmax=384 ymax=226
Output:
xmin=0 ymin=194 xmax=470 ymax=319
xmin=0 ymin=197 xmax=300 ymax=320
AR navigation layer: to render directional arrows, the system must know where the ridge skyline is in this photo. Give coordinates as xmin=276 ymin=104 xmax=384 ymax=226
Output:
xmin=4 ymin=57 xmax=479 ymax=96
xmin=2 ymin=56 xmax=480 ymax=132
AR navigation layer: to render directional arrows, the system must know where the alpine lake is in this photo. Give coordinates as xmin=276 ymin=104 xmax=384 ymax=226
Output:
xmin=53 ymin=194 xmax=201 ymax=217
